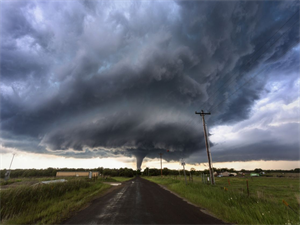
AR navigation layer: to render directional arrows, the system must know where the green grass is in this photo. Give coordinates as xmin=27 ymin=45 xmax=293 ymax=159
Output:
xmin=112 ymin=176 xmax=134 ymax=182
xmin=144 ymin=175 xmax=300 ymax=224
xmin=1 ymin=179 xmax=111 ymax=224
xmin=0 ymin=177 xmax=59 ymax=188
xmin=0 ymin=179 xmax=22 ymax=186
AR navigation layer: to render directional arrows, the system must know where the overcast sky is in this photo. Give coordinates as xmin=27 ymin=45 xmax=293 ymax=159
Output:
xmin=1 ymin=0 xmax=299 ymax=170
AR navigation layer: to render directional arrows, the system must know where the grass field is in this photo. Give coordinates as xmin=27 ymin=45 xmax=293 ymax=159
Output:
xmin=144 ymin=175 xmax=300 ymax=224
xmin=0 ymin=176 xmax=133 ymax=224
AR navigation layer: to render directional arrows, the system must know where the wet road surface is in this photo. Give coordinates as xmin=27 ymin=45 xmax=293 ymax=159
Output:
xmin=63 ymin=176 xmax=226 ymax=224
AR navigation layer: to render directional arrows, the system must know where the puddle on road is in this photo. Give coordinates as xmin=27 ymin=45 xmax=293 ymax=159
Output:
xmin=103 ymin=182 xmax=122 ymax=186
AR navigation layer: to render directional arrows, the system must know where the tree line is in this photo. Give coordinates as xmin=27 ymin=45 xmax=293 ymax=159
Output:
xmin=0 ymin=167 xmax=135 ymax=178
xmin=1 ymin=167 xmax=299 ymax=178
xmin=141 ymin=167 xmax=300 ymax=176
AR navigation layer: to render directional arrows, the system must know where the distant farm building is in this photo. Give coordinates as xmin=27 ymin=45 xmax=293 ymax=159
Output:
xmin=220 ymin=171 xmax=237 ymax=177
xmin=56 ymin=171 xmax=99 ymax=177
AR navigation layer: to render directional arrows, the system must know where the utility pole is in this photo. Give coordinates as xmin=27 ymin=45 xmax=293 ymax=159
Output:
xmin=195 ymin=110 xmax=215 ymax=185
xmin=181 ymin=161 xmax=187 ymax=185
xmin=5 ymin=154 xmax=15 ymax=181
xmin=159 ymin=153 xmax=163 ymax=177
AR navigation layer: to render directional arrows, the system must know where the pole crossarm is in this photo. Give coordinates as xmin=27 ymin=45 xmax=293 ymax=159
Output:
xmin=195 ymin=110 xmax=211 ymax=115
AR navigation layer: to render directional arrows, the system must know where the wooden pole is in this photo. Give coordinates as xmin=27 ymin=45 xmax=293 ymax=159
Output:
xmin=247 ymin=180 xmax=249 ymax=197
xmin=159 ymin=153 xmax=163 ymax=177
xmin=182 ymin=162 xmax=187 ymax=185
xmin=195 ymin=111 xmax=214 ymax=185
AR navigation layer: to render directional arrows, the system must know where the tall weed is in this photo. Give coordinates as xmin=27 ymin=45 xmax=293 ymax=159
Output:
xmin=1 ymin=179 xmax=90 ymax=221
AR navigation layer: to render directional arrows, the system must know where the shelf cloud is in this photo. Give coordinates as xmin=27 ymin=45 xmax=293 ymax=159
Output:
xmin=1 ymin=0 xmax=299 ymax=168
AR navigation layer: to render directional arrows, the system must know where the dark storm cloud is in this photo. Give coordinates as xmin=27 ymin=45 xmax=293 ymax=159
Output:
xmin=0 ymin=1 xmax=54 ymax=82
xmin=187 ymin=121 xmax=300 ymax=164
xmin=194 ymin=142 xmax=299 ymax=163
xmin=1 ymin=0 xmax=299 ymax=168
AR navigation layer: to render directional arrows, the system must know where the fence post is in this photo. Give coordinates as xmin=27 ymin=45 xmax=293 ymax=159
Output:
xmin=246 ymin=180 xmax=249 ymax=197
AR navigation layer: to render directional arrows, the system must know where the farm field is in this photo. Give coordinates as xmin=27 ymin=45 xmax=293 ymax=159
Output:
xmin=144 ymin=174 xmax=300 ymax=225
xmin=0 ymin=176 xmax=133 ymax=224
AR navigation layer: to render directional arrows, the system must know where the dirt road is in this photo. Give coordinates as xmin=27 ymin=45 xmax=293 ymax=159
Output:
xmin=63 ymin=176 xmax=225 ymax=224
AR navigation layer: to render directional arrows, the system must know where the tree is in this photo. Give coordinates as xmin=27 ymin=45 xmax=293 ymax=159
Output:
xmin=294 ymin=168 xmax=300 ymax=173
xmin=190 ymin=168 xmax=195 ymax=174
xmin=136 ymin=169 xmax=141 ymax=176
xmin=254 ymin=168 xmax=262 ymax=173
xmin=162 ymin=167 xmax=169 ymax=176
